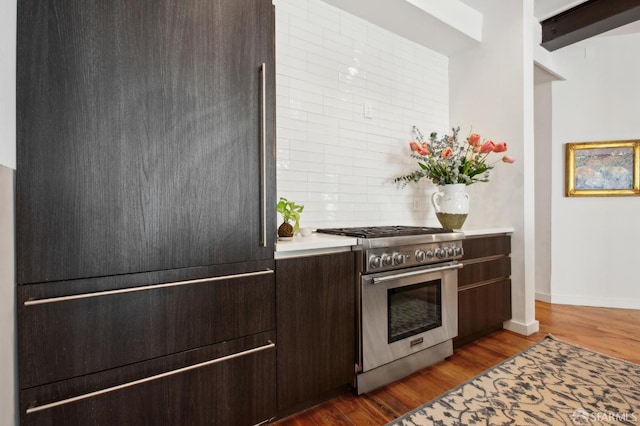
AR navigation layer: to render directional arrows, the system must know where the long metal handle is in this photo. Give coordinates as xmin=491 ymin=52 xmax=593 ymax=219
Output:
xmin=371 ymin=262 xmax=463 ymax=284
xmin=260 ymin=62 xmax=267 ymax=247
xmin=24 ymin=269 xmax=274 ymax=306
xmin=25 ymin=341 xmax=276 ymax=414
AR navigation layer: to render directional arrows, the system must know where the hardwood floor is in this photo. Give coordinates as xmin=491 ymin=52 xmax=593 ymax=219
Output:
xmin=273 ymin=301 xmax=640 ymax=425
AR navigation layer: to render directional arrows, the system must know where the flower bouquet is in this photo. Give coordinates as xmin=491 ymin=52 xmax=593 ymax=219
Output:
xmin=394 ymin=126 xmax=514 ymax=186
xmin=395 ymin=126 xmax=514 ymax=229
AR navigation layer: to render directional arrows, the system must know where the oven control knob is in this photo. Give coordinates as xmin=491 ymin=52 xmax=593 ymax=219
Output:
xmin=393 ymin=253 xmax=405 ymax=265
xmin=435 ymin=248 xmax=445 ymax=258
xmin=369 ymin=255 xmax=382 ymax=269
xmin=415 ymin=250 xmax=426 ymax=262
xmin=446 ymin=247 xmax=455 ymax=257
xmin=381 ymin=254 xmax=393 ymax=267
xmin=426 ymin=250 xmax=435 ymax=259
xmin=454 ymin=246 xmax=463 ymax=256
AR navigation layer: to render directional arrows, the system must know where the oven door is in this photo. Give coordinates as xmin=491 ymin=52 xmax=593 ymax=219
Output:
xmin=360 ymin=261 xmax=461 ymax=373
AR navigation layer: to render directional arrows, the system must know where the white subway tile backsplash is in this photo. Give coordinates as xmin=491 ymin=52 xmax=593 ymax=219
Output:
xmin=339 ymin=13 xmax=368 ymax=42
xmin=278 ymin=117 xmax=308 ymax=132
xmin=278 ymin=106 xmax=308 ymax=122
xmin=307 ymin=172 xmax=339 ymax=184
xmin=288 ymin=159 xmax=325 ymax=173
xmin=278 ymin=178 xmax=308 ymax=192
xmin=290 ymin=149 xmax=322 ymax=164
xmin=275 ymin=0 xmax=448 ymax=228
xmin=308 ymin=0 xmax=340 ymax=23
xmin=274 ymin=0 xmax=308 ymax=19
xmin=277 ymin=126 xmax=308 ymax=142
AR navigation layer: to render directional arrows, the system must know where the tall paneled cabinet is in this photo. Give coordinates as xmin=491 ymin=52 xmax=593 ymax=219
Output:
xmin=16 ymin=0 xmax=277 ymax=424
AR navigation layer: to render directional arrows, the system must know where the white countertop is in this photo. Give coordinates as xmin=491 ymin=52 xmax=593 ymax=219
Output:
xmin=274 ymin=227 xmax=514 ymax=259
xmin=274 ymin=232 xmax=357 ymax=259
xmin=461 ymin=227 xmax=514 ymax=237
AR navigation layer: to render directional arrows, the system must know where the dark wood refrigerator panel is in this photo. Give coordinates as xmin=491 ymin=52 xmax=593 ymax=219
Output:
xmin=16 ymin=0 xmax=276 ymax=284
xmin=18 ymin=269 xmax=275 ymax=389
xmin=16 ymin=0 xmax=277 ymax=422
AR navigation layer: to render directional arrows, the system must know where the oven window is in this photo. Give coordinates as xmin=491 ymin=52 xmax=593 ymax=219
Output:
xmin=387 ymin=279 xmax=442 ymax=343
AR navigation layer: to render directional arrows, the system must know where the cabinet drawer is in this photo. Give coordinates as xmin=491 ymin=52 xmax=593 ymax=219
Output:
xmin=455 ymin=279 xmax=511 ymax=347
xmin=20 ymin=332 xmax=276 ymax=426
xmin=458 ymin=257 xmax=511 ymax=287
xmin=18 ymin=269 xmax=275 ymax=389
xmin=462 ymin=235 xmax=510 ymax=260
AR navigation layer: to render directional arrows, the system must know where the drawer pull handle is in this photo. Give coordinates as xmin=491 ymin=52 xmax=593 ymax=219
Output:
xmin=25 ymin=341 xmax=276 ymax=414
xmin=24 ymin=269 xmax=274 ymax=306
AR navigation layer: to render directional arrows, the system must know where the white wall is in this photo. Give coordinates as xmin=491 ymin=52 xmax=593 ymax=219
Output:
xmin=274 ymin=0 xmax=449 ymax=228
xmin=1 ymin=0 xmax=16 ymax=170
xmin=0 ymin=0 xmax=17 ymax=424
xmin=275 ymin=0 xmax=540 ymax=334
xmin=550 ymin=33 xmax=640 ymax=309
xmin=449 ymin=0 xmax=539 ymax=336
xmin=0 ymin=165 xmax=16 ymax=426
xmin=534 ymin=82 xmax=552 ymax=302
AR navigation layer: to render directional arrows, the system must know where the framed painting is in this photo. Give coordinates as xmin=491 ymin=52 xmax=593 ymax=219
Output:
xmin=565 ymin=140 xmax=640 ymax=197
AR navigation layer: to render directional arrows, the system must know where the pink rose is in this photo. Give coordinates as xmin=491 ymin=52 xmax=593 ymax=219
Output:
xmin=441 ymin=147 xmax=452 ymax=158
xmin=502 ymin=155 xmax=515 ymax=163
xmin=409 ymin=141 xmax=420 ymax=152
xmin=493 ymin=142 xmax=507 ymax=153
xmin=468 ymin=133 xmax=481 ymax=146
xmin=480 ymin=141 xmax=495 ymax=153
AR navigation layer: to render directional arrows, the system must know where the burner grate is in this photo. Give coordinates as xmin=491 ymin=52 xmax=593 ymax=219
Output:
xmin=316 ymin=226 xmax=452 ymax=239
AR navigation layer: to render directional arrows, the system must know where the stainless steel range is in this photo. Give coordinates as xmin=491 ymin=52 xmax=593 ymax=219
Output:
xmin=316 ymin=226 xmax=465 ymax=394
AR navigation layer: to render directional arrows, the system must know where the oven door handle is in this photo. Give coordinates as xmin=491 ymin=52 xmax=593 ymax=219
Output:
xmin=371 ymin=262 xmax=463 ymax=284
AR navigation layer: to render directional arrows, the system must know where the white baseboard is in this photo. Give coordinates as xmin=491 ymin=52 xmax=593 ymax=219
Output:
xmin=535 ymin=291 xmax=551 ymax=303
xmin=503 ymin=318 xmax=540 ymax=336
xmin=550 ymin=294 xmax=640 ymax=310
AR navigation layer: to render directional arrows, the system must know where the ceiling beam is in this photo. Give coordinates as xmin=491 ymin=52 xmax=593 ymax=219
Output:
xmin=541 ymin=0 xmax=640 ymax=51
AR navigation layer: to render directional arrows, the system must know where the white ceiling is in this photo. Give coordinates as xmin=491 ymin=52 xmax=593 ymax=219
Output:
xmin=460 ymin=0 xmax=597 ymax=20
xmin=319 ymin=0 xmax=640 ymax=58
xmin=534 ymin=0 xmax=588 ymax=20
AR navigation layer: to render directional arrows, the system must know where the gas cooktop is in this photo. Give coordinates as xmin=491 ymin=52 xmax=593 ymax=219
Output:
xmin=316 ymin=226 xmax=453 ymax=239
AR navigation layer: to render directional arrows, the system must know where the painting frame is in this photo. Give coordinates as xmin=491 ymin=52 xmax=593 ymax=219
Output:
xmin=565 ymin=140 xmax=640 ymax=197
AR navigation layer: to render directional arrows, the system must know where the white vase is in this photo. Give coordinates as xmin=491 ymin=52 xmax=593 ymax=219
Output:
xmin=431 ymin=184 xmax=470 ymax=229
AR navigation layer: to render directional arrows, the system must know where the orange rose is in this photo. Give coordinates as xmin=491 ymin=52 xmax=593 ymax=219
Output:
xmin=480 ymin=141 xmax=495 ymax=153
xmin=414 ymin=142 xmax=430 ymax=156
xmin=441 ymin=147 xmax=452 ymax=158
xmin=468 ymin=133 xmax=481 ymax=146
xmin=493 ymin=142 xmax=507 ymax=153
xmin=409 ymin=141 xmax=420 ymax=152
xmin=502 ymin=155 xmax=515 ymax=163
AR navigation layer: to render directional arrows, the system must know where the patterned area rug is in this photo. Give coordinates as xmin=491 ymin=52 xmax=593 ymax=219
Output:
xmin=387 ymin=335 xmax=640 ymax=426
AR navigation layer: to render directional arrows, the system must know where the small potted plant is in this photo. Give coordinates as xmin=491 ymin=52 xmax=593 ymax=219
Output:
xmin=276 ymin=197 xmax=304 ymax=239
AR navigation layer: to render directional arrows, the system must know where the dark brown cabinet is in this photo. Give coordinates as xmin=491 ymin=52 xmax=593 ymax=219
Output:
xmin=276 ymin=251 xmax=356 ymax=416
xmin=16 ymin=0 xmax=277 ymax=424
xmin=18 ymin=263 xmax=275 ymax=389
xmin=454 ymin=234 xmax=512 ymax=348
xmin=20 ymin=332 xmax=276 ymax=426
